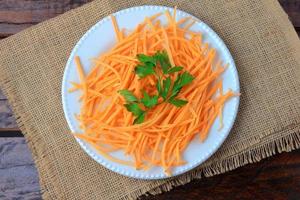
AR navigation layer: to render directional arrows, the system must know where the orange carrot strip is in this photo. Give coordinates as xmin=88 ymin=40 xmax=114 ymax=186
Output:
xmin=110 ymin=15 xmax=122 ymax=42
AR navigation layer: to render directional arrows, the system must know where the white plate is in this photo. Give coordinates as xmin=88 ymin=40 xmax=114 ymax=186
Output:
xmin=62 ymin=5 xmax=240 ymax=179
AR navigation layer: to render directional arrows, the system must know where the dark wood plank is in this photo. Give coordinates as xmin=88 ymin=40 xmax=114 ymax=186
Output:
xmin=0 ymin=23 xmax=35 ymax=38
xmin=0 ymin=138 xmax=41 ymax=200
xmin=144 ymin=149 xmax=300 ymax=200
xmin=0 ymin=0 xmax=92 ymax=37
xmin=0 ymin=90 xmax=5 ymax=99
xmin=0 ymin=100 xmax=18 ymax=129
xmin=279 ymin=0 xmax=300 ymax=27
xmin=0 ymin=129 xmax=23 ymax=137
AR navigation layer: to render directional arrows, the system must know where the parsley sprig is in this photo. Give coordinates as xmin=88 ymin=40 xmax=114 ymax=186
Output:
xmin=119 ymin=51 xmax=194 ymax=124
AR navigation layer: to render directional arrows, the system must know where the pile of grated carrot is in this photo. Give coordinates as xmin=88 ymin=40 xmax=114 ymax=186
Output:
xmin=69 ymin=8 xmax=237 ymax=175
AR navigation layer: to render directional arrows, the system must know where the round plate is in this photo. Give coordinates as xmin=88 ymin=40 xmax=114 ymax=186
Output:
xmin=62 ymin=5 xmax=240 ymax=179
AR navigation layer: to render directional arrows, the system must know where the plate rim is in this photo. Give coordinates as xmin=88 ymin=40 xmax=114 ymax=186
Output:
xmin=62 ymin=5 xmax=240 ymax=180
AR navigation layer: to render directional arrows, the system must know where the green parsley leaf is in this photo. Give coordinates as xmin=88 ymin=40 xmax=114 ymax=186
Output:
xmin=161 ymin=77 xmax=171 ymax=100
xmin=118 ymin=89 xmax=138 ymax=103
xmin=141 ymin=91 xmax=159 ymax=108
xmin=124 ymin=103 xmax=144 ymax=117
xmin=133 ymin=112 xmax=146 ymax=124
xmin=135 ymin=64 xmax=155 ymax=78
xmin=171 ymin=72 xmax=194 ymax=98
xmin=137 ymin=54 xmax=156 ymax=65
xmin=168 ymin=98 xmax=188 ymax=107
xmin=179 ymin=72 xmax=195 ymax=87
xmin=154 ymin=51 xmax=171 ymax=74
xmin=170 ymin=74 xmax=182 ymax=98
xmin=173 ymin=73 xmax=182 ymax=86
xmin=167 ymin=66 xmax=183 ymax=74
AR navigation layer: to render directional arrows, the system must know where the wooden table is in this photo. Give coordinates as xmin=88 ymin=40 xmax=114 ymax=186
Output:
xmin=0 ymin=1 xmax=299 ymax=199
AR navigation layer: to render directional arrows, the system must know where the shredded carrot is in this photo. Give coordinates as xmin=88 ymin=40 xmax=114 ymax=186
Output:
xmin=110 ymin=15 xmax=122 ymax=42
xmin=75 ymin=56 xmax=85 ymax=82
xmin=69 ymin=8 xmax=238 ymax=175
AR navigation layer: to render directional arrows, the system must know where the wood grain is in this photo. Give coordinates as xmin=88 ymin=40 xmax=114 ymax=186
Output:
xmin=0 ymin=100 xmax=18 ymax=129
xmin=280 ymin=0 xmax=300 ymax=27
xmin=0 ymin=138 xmax=40 ymax=200
xmin=0 ymin=90 xmax=6 ymax=100
xmin=0 ymin=0 xmax=92 ymax=37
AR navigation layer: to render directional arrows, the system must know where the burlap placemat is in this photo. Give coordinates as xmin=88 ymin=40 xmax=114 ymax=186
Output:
xmin=0 ymin=0 xmax=300 ymax=199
